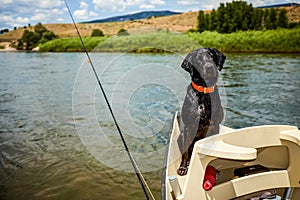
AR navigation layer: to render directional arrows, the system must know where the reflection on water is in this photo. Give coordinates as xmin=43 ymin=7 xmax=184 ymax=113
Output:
xmin=0 ymin=52 xmax=299 ymax=199
xmin=223 ymin=53 xmax=299 ymax=128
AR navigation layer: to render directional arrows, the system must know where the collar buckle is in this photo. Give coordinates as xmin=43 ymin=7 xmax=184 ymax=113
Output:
xmin=192 ymin=82 xmax=215 ymax=94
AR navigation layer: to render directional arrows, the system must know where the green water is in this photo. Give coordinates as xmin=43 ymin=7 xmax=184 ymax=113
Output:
xmin=0 ymin=52 xmax=299 ymax=199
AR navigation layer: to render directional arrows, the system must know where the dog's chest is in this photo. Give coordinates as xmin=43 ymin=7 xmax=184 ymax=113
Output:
xmin=188 ymin=90 xmax=212 ymax=117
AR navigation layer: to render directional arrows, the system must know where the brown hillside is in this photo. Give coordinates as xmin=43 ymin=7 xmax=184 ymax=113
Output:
xmin=287 ymin=5 xmax=300 ymax=23
xmin=0 ymin=11 xmax=199 ymax=42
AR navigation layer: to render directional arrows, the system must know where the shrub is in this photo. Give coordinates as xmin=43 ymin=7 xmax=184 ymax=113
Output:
xmin=91 ymin=29 xmax=104 ymax=37
xmin=186 ymin=28 xmax=300 ymax=52
xmin=39 ymin=37 xmax=107 ymax=52
xmin=117 ymin=28 xmax=129 ymax=36
xmin=95 ymin=30 xmax=200 ymax=53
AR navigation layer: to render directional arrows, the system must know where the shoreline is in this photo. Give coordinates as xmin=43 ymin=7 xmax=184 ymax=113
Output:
xmin=1 ymin=49 xmax=299 ymax=54
xmin=0 ymin=42 xmax=17 ymax=52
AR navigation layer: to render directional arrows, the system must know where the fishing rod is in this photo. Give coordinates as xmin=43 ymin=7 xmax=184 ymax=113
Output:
xmin=63 ymin=1 xmax=154 ymax=199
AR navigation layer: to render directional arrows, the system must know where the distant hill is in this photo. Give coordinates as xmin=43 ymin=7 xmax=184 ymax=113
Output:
xmin=83 ymin=10 xmax=182 ymax=23
xmin=257 ymin=2 xmax=299 ymax=9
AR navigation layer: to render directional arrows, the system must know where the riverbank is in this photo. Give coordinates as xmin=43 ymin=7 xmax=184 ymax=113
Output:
xmin=38 ymin=28 xmax=300 ymax=53
xmin=0 ymin=42 xmax=17 ymax=51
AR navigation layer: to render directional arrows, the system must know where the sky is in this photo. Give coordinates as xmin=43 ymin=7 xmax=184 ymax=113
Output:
xmin=1 ymin=0 xmax=299 ymax=30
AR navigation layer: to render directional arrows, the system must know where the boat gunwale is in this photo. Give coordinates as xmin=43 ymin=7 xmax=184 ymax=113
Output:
xmin=161 ymin=111 xmax=179 ymax=200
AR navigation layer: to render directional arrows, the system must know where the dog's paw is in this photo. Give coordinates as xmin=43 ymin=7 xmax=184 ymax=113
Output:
xmin=177 ymin=160 xmax=190 ymax=176
xmin=177 ymin=166 xmax=188 ymax=176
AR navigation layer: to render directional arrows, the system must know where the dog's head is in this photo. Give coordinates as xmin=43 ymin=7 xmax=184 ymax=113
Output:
xmin=181 ymin=48 xmax=226 ymax=87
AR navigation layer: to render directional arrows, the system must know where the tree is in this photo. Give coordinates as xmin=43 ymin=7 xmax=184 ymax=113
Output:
xmin=269 ymin=8 xmax=278 ymax=29
xmin=264 ymin=9 xmax=275 ymax=30
xmin=209 ymin=9 xmax=218 ymax=31
xmin=17 ymin=22 xmax=58 ymax=50
xmin=253 ymin=9 xmax=263 ymax=30
xmin=34 ymin=22 xmax=47 ymax=36
xmin=39 ymin=30 xmax=58 ymax=44
xmin=18 ymin=30 xmax=39 ymax=50
xmin=205 ymin=14 xmax=210 ymax=31
xmin=196 ymin=0 xmax=293 ymax=33
xmin=0 ymin=29 xmax=9 ymax=34
xmin=216 ymin=3 xmax=226 ymax=33
xmin=197 ymin=10 xmax=206 ymax=33
xmin=277 ymin=9 xmax=288 ymax=28
xmin=91 ymin=29 xmax=104 ymax=37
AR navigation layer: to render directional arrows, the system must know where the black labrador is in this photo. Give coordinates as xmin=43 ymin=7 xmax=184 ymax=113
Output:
xmin=177 ymin=48 xmax=226 ymax=176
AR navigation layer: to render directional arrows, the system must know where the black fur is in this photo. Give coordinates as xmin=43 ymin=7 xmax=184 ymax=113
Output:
xmin=177 ymin=48 xmax=226 ymax=176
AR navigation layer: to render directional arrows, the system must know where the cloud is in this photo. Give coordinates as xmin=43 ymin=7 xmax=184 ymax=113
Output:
xmin=30 ymin=12 xmax=47 ymax=21
xmin=93 ymin=0 xmax=127 ymax=11
xmin=89 ymin=11 xmax=98 ymax=17
xmin=79 ymin=1 xmax=89 ymax=9
xmin=0 ymin=0 xmax=66 ymax=29
xmin=3 ymin=0 xmax=13 ymax=3
xmin=0 ymin=14 xmax=30 ymax=28
xmin=74 ymin=1 xmax=101 ymax=19
xmin=92 ymin=0 xmax=167 ymax=12
xmin=150 ymin=0 xmax=165 ymax=5
xmin=177 ymin=0 xmax=199 ymax=5
xmin=37 ymin=0 xmax=64 ymax=9
xmin=1 ymin=0 xmax=64 ymax=11
xmin=126 ymin=0 xmax=146 ymax=6
xmin=74 ymin=10 xmax=88 ymax=19
xmin=140 ymin=4 xmax=155 ymax=9
xmin=16 ymin=16 xmax=30 ymax=24
xmin=0 ymin=15 xmax=13 ymax=23
xmin=74 ymin=1 xmax=89 ymax=19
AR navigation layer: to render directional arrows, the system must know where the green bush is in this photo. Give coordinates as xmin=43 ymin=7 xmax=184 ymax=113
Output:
xmin=91 ymin=29 xmax=104 ymax=37
xmin=38 ymin=37 xmax=107 ymax=52
xmin=38 ymin=28 xmax=300 ymax=53
xmin=186 ymin=28 xmax=300 ymax=53
xmin=117 ymin=28 xmax=129 ymax=36
xmin=94 ymin=30 xmax=200 ymax=53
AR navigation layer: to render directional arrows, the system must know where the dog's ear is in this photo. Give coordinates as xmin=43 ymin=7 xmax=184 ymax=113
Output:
xmin=181 ymin=54 xmax=193 ymax=75
xmin=208 ymin=48 xmax=226 ymax=71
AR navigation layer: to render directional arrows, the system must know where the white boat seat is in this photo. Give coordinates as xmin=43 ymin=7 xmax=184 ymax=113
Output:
xmin=198 ymin=140 xmax=257 ymax=160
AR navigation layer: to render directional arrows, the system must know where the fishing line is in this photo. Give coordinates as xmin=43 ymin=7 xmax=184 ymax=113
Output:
xmin=63 ymin=0 xmax=154 ymax=199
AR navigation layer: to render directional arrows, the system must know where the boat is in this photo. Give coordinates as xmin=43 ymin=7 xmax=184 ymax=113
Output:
xmin=162 ymin=112 xmax=300 ymax=200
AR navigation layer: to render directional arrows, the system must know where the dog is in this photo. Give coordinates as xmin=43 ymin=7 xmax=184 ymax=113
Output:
xmin=177 ymin=48 xmax=226 ymax=176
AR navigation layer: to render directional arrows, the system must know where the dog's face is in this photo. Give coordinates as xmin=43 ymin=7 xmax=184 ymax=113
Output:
xmin=181 ymin=48 xmax=226 ymax=87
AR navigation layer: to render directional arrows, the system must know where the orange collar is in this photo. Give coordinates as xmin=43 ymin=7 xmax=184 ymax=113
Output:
xmin=191 ymin=82 xmax=215 ymax=94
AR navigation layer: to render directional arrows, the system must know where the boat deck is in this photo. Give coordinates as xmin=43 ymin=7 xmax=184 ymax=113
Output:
xmin=162 ymin=112 xmax=300 ymax=200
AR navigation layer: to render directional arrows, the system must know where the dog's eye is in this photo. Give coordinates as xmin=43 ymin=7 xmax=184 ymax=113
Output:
xmin=207 ymin=51 xmax=216 ymax=58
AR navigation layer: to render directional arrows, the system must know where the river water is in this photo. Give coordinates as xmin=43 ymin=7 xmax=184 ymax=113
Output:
xmin=0 ymin=52 xmax=299 ymax=199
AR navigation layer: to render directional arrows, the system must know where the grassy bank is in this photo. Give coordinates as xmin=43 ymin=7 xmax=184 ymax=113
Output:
xmin=38 ymin=37 xmax=107 ymax=52
xmin=187 ymin=28 xmax=300 ymax=53
xmin=93 ymin=31 xmax=200 ymax=53
xmin=39 ymin=31 xmax=200 ymax=53
xmin=38 ymin=28 xmax=300 ymax=53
